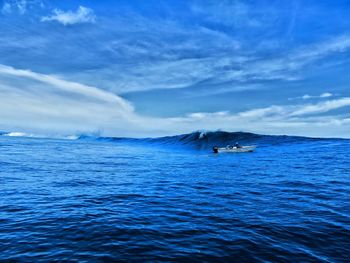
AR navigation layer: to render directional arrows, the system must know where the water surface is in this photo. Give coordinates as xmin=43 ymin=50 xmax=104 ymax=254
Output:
xmin=0 ymin=132 xmax=349 ymax=262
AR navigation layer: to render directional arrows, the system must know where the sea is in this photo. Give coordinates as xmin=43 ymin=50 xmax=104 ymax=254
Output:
xmin=0 ymin=131 xmax=349 ymax=262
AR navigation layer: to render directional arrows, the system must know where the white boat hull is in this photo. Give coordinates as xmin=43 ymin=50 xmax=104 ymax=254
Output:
xmin=214 ymin=146 xmax=256 ymax=153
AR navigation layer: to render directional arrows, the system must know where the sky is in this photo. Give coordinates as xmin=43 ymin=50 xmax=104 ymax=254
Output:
xmin=1 ymin=0 xmax=350 ymax=138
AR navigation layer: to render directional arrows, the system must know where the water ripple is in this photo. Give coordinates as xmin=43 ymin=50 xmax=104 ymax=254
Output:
xmin=0 ymin=136 xmax=350 ymax=261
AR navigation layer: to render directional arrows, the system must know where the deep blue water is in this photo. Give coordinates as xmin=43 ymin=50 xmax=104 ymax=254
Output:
xmin=0 ymin=131 xmax=350 ymax=262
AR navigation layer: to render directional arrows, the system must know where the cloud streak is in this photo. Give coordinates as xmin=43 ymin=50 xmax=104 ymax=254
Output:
xmin=0 ymin=64 xmax=140 ymax=136
xmin=289 ymin=92 xmax=334 ymax=101
xmin=0 ymin=65 xmax=131 ymax=110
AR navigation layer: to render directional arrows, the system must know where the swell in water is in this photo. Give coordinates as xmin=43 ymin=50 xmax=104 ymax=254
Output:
xmin=1 ymin=130 xmax=345 ymax=155
xmin=1 ymin=130 xmax=342 ymax=151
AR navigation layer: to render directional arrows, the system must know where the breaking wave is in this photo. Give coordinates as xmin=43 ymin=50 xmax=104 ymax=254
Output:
xmin=1 ymin=130 xmax=338 ymax=150
xmin=80 ymin=131 xmax=331 ymax=150
xmin=0 ymin=131 xmax=80 ymax=140
xmin=140 ymin=131 xmax=330 ymax=150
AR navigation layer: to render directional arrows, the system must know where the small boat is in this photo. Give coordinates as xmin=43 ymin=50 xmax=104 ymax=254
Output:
xmin=213 ymin=145 xmax=256 ymax=153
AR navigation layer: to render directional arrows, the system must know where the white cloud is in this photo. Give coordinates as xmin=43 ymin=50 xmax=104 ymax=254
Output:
xmin=0 ymin=64 xmax=139 ymax=136
xmin=166 ymin=99 xmax=350 ymax=138
xmin=41 ymin=6 xmax=96 ymax=25
xmin=238 ymin=98 xmax=350 ymax=118
xmin=302 ymin=94 xmax=312 ymax=100
xmin=187 ymin=111 xmax=229 ymax=119
xmin=289 ymin=92 xmax=334 ymax=101
xmin=290 ymin=98 xmax=350 ymax=116
xmin=1 ymin=64 xmax=350 ymax=138
xmin=294 ymin=36 xmax=350 ymax=62
xmin=0 ymin=65 xmax=132 ymax=109
xmin=237 ymin=106 xmax=286 ymax=119
xmin=320 ymin=92 xmax=333 ymax=98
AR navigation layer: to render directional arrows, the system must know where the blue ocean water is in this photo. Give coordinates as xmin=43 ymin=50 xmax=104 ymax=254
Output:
xmin=0 ymin=131 xmax=350 ymax=262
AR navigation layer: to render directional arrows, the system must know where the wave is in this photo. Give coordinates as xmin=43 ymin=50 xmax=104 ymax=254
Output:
xmin=141 ymin=131 xmax=329 ymax=150
xmin=3 ymin=132 xmax=46 ymax=138
xmin=1 ymin=130 xmax=340 ymax=150
xmin=79 ymin=131 xmax=332 ymax=150
xmin=0 ymin=132 xmax=80 ymax=140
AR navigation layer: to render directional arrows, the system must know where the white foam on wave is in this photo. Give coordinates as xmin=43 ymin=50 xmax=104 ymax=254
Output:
xmin=64 ymin=135 xmax=80 ymax=140
xmin=4 ymin=132 xmax=31 ymax=137
xmin=2 ymin=132 xmax=80 ymax=140
xmin=199 ymin=132 xmax=206 ymax=139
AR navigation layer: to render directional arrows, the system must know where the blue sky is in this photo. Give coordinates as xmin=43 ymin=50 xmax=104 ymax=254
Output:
xmin=1 ymin=0 xmax=350 ymax=137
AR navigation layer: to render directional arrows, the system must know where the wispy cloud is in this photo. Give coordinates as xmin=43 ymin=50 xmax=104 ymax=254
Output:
xmin=1 ymin=64 xmax=350 ymax=138
xmin=0 ymin=65 xmax=131 ymax=109
xmin=289 ymin=92 xmax=334 ymax=101
xmin=237 ymin=36 xmax=350 ymax=83
xmin=302 ymin=95 xmax=312 ymax=100
xmin=1 ymin=0 xmax=43 ymax=14
xmin=320 ymin=92 xmax=333 ymax=98
xmin=41 ymin=6 xmax=96 ymax=25
xmin=191 ymin=0 xmax=262 ymax=28
xmin=2 ymin=1 xmax=350 ymax=95
xmin=238 ymin=97 xmax=350 ymax=119
xmin=0 ymin=64 xmax=137 ymax=136
xmin=98 ymin=33 xmax=350 ymax=94
xmin=290 ymin=98 xmax=350 ymax=116
xmin=167 ymin=98 xmax=350 ymax=138
xmin=1 ymin=2 xmax=12 ymax=14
